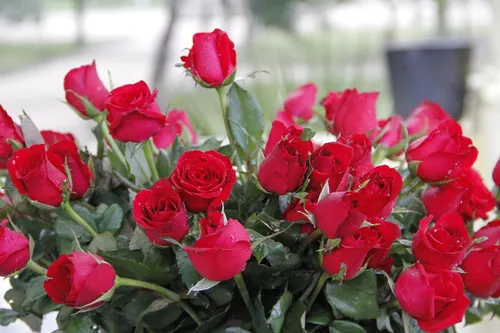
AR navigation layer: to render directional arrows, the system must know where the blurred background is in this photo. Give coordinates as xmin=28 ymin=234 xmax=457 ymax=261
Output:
xmin=0 ymin=0 xmax=499 ymax=332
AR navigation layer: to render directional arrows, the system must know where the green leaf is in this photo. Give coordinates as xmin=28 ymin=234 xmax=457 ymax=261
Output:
xmin=125 ymin=142 xmax=152 ymax=185
xmin=254 ymin=294 xmax=273 ymax=333
xmin=88 ymin=232 xmax=118 ymax=253
xmin=157 ymin=149 xmax=172 ymax=178
xmin=203 ymin=282 xmax=234 ymax=307
xmin=56 ymin=305 xmax=74 ymax=329
xmin=223 ymin=329 xmax=252 ymax=333
xmin=98 ymin=204 xmax=124 ymax=234
xmin=324 ymin=270 xmax=380 ymax=320
xmin=189 ymin=278 xmax=220 ymax=293
xmin=282 ymin=301 xmax=307 ymax=333
xmin=65 ymin=315 xmax=98 ymax=333
xmin=194 ymin=306 xmax=231 ymax=333
xmin=300 ymin=128 xmax=316 ymax=141
xmin=175 ymin=247 xmax=202 ymax=288
xmin=0 ymin=309 xmax=19 ymax=326
xmin=129 ymin=227 xmax=153 ymax=254
xmin=22 ymin=276 xmax=47 ymax=307
xmin=306 ymin=305 xmax=332 ymax=326
xmin=192 ymin=137 xmax=223 ymax=152
xmin=267 ymin=290 xmax=293 ymax=333
xmin=136 ymin=299 xmax=183 ymax=332
xmin=20 ymin=113 xmax=44 ymax=146
xmin=393 ymin=196 xmax=426 ymax=231
xmin=226 ymin=83 xmax=264 ymax=155
xmin=329 ymin=320 xmax=367 ymax=333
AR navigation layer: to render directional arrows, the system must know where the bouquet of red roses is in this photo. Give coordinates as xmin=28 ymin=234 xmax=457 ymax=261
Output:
xmin=0 ymin=28 xmax=499 ymax=333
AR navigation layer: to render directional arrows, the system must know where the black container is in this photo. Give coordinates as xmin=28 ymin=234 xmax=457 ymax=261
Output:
xmin=385 ymin=39 xmax=472 ymax=120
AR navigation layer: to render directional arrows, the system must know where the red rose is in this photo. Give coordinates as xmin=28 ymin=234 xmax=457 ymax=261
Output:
xmin=276 ymin=83 xmax=317 ymax=126
xmin=63 ymin=60 xmax=109 ymax=118
xmin=355 ymin=165 xmax=403 ymax=218
xmin=48 ymin=140 xmax=92 ymax=200
xmin=461 ymin=245 xmax=500 ymax=298
xmin=105 ymin=81 xmax=165 ymax=143
xmin=422 ymin=169 xmax=495 ymax=221
xmin=365 ymin=218 xmax=401 ymax=272
xmin=263 ymin=121 xmax=303 ymax=157
xmin=309 ymin=142 xmax=353 ymax=191
xmin=258 ymin=130 xmax=313 ymax=195
xmin=7 ymin=144 xmax=67 ymax=207
xmin=0 ymin=221 xmax=30 ymax=276
xmin=406 ymin=119 xmax=478 ymax=183
xmin=322 ymin=236 xmax=371 ymax=280
xmin=474 ymin=220 xmax=500 ymax=248
xmin=412 ymin=213 xmax=471 ymax=269
xmin=133 ymin=179 xmax=189 ymax=246
xmin=0 ymin=106 xmax=24 ymax=169
xmin=395 ymin=263 xmax=470 ymax=333
xmin=153 ymin=109 xmax=197 ymax=149
xmin=184 ymin=212 xmax=251 ymax=281
xmin=314 ymin=191 xmax=366 ymax=239
xmin=322 ymin=88 xmax=378 ymax=138
xmin=181 ymin=29 xmax=236 ymax=88
xmin=283 ymin=191 xmax=319 ymax=222
xmin=337 ymin=133 xmax=373 ymax=178
xmin=170 ymin=150 xmax=236 ymax=213
xmin=41 ymin=130 xmax=76 ymax=145
xmin=377 ymin=115 xmax=404 ymax=149
xmin=493 ymin=157 xmax=500 ymax=187
xmin=405 ymin=100 xmax=451 ymax=136
xmin=44 ymin=252 xmax=116 ymax=309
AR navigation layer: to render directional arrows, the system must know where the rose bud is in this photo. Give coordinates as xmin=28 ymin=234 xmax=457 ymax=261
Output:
xmin=493 ymin=157 xmax=500 ymax=187
xmin=181 ymin=29 xmax=236 ymax=88
xmin=44 ymin=252 xmax=116 ymax=309
xmin=263 ymin=120 xmax=303 ymax=157
xmin=105 ymin=80 xmax=166 ymax=143
xmin=412 ymin=213 xmax=471 ymax=269
xmin=314 ymin=191 xmax=366 ymax=239
xmin=48 ymin=140 xmax=92 ymax=200
xmin=283 ymin=191 xmax=319 ymax=222
xmin=395 ymin=263 xmax=470 ymax=333
xmin=0 ymin=106 xmax=24 ymax=169
xmin=364 ymin=218 xmax=401 ymax=272
xmin=406 ymin=119 xmax=478 ymax=183
xmin=422 ymin=169 xmax=495 ymax=222
xmin=133 ymin=179 xmax=189 ymax=246
xmin=405 ymin=100 xmax=451 ymax=136
xmin=153 ymin=109 xmax=197 ymax=149
xmin=322 ymin=236 xmax=371 ymax=280
xmin=377 ymin=115 xmax=404 ymax=149
xmin=184 ymin=212 xmax=252 ymax=281
xmin=276 ymin=82 xmax=317 ymax=126
xmin=309 ymin=142 xmax=353 ymax=191
xmin=63 ymin=60 xmax=109 ymax=118
xmin=41 ymin=130 xmax=76 ymax=145
xmin=355 ymin=165 xmax=403 ymax=219
xmin=474 ymin=220 xmax=500 ymax=248
xmin=7 ymin=144 xmax=67 ymax=207
xmin=321 ymin=88 xmax=378 ymax=138
xmin=0 ymin=221 xmax=30 ymax=276
xmin=337 ymin=133 xmax=373 ymax=178
xmin=170 ymin=150 xmax=236 ymax=213
xmin=258 ymin=131 xmax=313 ymax=195
xmin=461 ymin=245 xmax=500 ymax=298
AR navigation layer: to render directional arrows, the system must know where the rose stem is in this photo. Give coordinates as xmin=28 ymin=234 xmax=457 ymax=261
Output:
xmin=115 ymin=276 xmax=202 ymax=326
xmin=306 ymin=271 xmax=330 ymax=310
xmin=143 ymin=139 xmax=160 ymax=182
xmin=233 ymin=273 xmax=256 ymax=322
xmin=298 ymin=228 xmax=323 ymax=253
xmin=215 ymin=87 xmax=245 ymax=180
xmin=26 ymin=259 xmax=47 ymax=275
xmin=298 ymin=272 xmax=321 ymax=303
xmin=62 ymin=202 xmax=99 ymax=237
xmin=100 ymin=120 xmax=128 ymax=172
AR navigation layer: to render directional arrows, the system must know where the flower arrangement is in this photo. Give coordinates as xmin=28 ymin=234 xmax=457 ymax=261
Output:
xmin=0 ymin=28 xmax=499 ymax=333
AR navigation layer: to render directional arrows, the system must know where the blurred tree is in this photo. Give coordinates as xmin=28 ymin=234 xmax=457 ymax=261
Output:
xmin=0 ymin=0 xmax=43 ymax=23
xmin=436 ymin=0 xmax=449 ymax=36
xmin=248 ymin=0 xmax=302 ymax=31
xmin=75 ymin=0 xmax=86 ymax=46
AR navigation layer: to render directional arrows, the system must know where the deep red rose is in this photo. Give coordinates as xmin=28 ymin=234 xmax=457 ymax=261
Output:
xmin=153 ymin=109 xmax=197 ymax=149
xmin=7 ymin=144 xmax=67 ymax=206
xmin=48 ymin=140 xmax=92 ymax=200
xmin=258 ymin=131 xmax=313 ymax=195
xmin=283 ymin=191 xmax=319 ymax=222
xmin=0 ymin=221 xmax=30 ymax=276
xmin=184 ymin=212 xmax=251 ymax=281
xmin=276 ymin=82 xmax=317 ymax=126
xmin=300 ymin=223 xmax=316 ymax=235
xmin=322 ymin=88 xmax=378 ymax=138
xmin=181 ymin=29 xmax=236 ymax=87
xmin=395 ymin=263 xmax=470 ymax=333
xmin=474 ymin=220 xmax=500 ymax=248
xmin=170 ymin=150 xmax=236 ymax=213
xmin=314 ymin=191 xmax=366 ymax=239
xmin=364 ymin=218 xmax=401 ymax=272
xmin=0 ymin=106 xmax=24 ymax=169
xmin=412 ymin=213 xmax=471 ymax=268
xmin=322 ymin=236 xmax=371 ymax=280
xmin=105 ymin=80 xmax=165 ymax=143
xmin=41 ymin=130 xmax=76 ymax=145
xmin=309 ymin=142 xmax=353 ymax=191
xmin=405 ymin=100 xmax=451 ymax=136
xmin=493 ymin=157 xmax=500 ymax=187
xmin=44 ymin=252 xmax=116 ymax=309
xmin=406 ymin=119 xmax=478 ymax=183
xmin=377 ymin=115 xmax=403 ymax=149
xmin=63 ymin=60 xmax=109 ymax=118
xmin=461 ymin=245 xmax=500 ymax=298
xmin=263 ymin=120 xmax=303 ymax=157
xmin=133 ymin=179 xmax=189 ymax=246
xmin=355 ymin=165 xmax=402 ymax=218
xmin=337 ymin=133 xmax=373 ymax=178
xmin=422 ymin=169 xmax=495 ymax=221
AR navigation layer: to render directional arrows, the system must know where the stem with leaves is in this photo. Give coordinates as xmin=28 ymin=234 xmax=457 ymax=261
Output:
xmin=143 ymin=139 xmax=160 ymax=182
xmin=234 ymin=273 xmax=255 ymax=323
xmin=100 ymin=121 xmax=128 ymax=172
xmin=307 ymin=271 xmax=330 ymax=310
xmin=26 ymin=260 xmax=47 ymax=275
xmin=61 ymin=202 xmax=98 ymax=237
